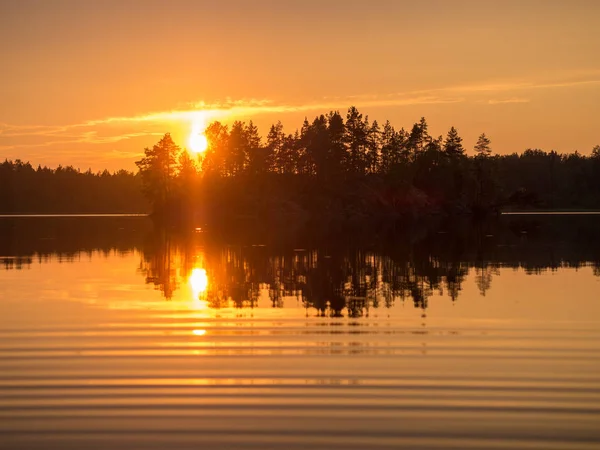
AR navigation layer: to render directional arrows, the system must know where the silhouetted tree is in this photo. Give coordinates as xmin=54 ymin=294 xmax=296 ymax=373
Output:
xmin=202 ymin=121 xmax=229 ymax=177
xmin=366 ymin=120 xmax=381 ymax=173
xmin=326 ymin=111 xmax=347 ymax=177
xmin=474 ymin=133 xmax=492 ymax=157
xmin=267 ymin=121 xmax=285 ymax=173
xmin=304 ymin=115 xmax=329 ymax=177
xmin=0 ymin=159 xmax=146 ymax=214
xmin=177 ymin=150 xmax=198 ymax=215
xmin=379 ymin=120 xmax=395 ymax=174
xmin=407 ymin=117 xmax=430 ymax=157
xmin=136 ymin=133 xmax=180 ymax=213
xmin=345 ymin=107 xmax=368 ymax=174
xmin=443 ymin=126 xmax=464 ymax=157
xmin=471 ymin=133 xmax=498 ymax=212
xmin=245 ymin=121 xmax=265 ymax=175
xmin=227 ymin=121 xmax=248 ymax=176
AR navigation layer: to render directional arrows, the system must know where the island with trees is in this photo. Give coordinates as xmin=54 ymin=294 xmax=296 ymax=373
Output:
xmin=1 ymin=106 xmax=599 ymax=226
xmin=135 ymin=107 xmax=600 ymax=229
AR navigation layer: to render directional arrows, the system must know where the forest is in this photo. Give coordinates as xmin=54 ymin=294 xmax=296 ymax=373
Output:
xmin=0 ymin=160 xmax=147 ymax=214
xmin=136 ymin=107 xmax=600 ymax=228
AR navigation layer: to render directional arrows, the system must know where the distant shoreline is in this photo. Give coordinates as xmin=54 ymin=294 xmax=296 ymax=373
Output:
xmin=0 ymin=213 xmax=148 ymax=218
xmin=501 ymin=211 xmax=600 ymax=215
xmin=2 ymin=211 xmax=600 ymax=220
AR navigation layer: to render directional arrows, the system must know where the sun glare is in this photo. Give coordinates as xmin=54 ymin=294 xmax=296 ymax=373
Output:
xmin=190 ymin=132 xmax=208 ymax=153
xmin=189 ymin=113 xmax=208 ymax=153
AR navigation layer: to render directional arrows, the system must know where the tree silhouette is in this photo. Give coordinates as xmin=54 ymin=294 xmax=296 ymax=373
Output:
xmin=202 ymin=121 xmax=229 ymax=177
xmin=135 ymin=133 xmax=180 ymax=213
xmin=474 ymin=133 xmax=492 ymax=157
xmin=366 ymin=120 xmax=381 ymax=174
xmin=245 ymin=121 xmax=265 ymax=175
xmin=443 ymin=126 xmax=464 ymax=157
xmin=471 ymin=133 xmax=496 ymax=212
xmin=267 ymin=121 xmax=285 ymax=174
xmin=227 ymin=121 xmax=248 ymax=176
xmin=0 ymin=159 xmax=146 ymax=214
xmin=326 ymin=111 xmax=347 ymax=178
xmin=345 ymin=107 xmax=368 ymax=174
xmin=407 ymin=117 xmax=430 ymax=157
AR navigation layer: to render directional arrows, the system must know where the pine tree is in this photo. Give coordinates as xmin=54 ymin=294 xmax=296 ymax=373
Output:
xmin=135 ymin=133 xmax=180 ymax=211
xmin=472 ymin=133 xmax=495 ymax=212
xmin=298 ymin=118 xmax=311 ymax=174
xmin=380 ymin=120 xmax=395 ymax=174
xmin=366 ymin=120 xmax=381 ymax=173
xmin=245 ymin=121 xmax=265 ymax=175
xmin=474 ymin=133 xmax=492 ymax=157
xmin=407 ymin=117 xmax=430 ymax=157
xmin=177 ymin=150 xmax=198 ymax=208
xmin=202 ymin=121 xmax=229 ymax=176
xmin=305 ymin=115 xmax=329 ymax=177
xmin=327 ymin=111 xmax=346 ymax=175
xmin=267 ymin=121 xmax=285 ymax=173
xmin=227 ymin=121 xmax=247 ymax=176
xmin=345 ymin=106 xmax=368 ymax=174
xmin=443 ymin=126 xmax=464 ymax=157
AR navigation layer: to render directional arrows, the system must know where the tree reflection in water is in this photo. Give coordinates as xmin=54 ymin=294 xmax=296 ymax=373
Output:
xmin=138 ymin=215 xmax=600 ymax=316
xmin=1 ymin=215 xmax=598 ymax=315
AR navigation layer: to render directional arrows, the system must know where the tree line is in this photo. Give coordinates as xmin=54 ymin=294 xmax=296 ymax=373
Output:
xmin=136 ymin=107 xmax=600 ymax=226
xmin=0 ymin=160 xmax=148 ymax=214
xmin=2 ymin=106 xmax=598 ymax=218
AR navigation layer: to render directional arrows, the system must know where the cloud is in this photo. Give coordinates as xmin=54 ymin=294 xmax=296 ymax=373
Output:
xmin=0 ymin=94 xmax=465 ymax=150
xmin=1 ymin=72 xmax=599 ymax=154
xmin=438 ymin=76 xmax=600 ymax=95
xmin=487 ymin=97 xmax=531 ymax=105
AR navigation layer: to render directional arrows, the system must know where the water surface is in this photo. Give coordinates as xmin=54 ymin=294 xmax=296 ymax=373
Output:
xmin=1 ymin=216 xmax=599 ymax=450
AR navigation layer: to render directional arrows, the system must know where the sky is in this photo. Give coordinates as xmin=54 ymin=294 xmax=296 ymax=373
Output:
xmin=1 ymin=0 xmax=599 ymax=171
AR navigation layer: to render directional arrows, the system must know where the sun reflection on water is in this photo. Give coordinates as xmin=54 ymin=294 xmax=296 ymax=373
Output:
xmin=190 ymin=268 xmax=208 ymax=294
xmin=189 ymin=268 xmax=209 ymax=310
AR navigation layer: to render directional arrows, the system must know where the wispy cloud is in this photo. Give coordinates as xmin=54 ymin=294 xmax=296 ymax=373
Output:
xmin=438 ymin=77 xmax=600 ymax=95
xmin=2 ymin=73 xmax=599 ymax=153
xmin=487 ymin=97 xmax=531 ymax=105
xmin=0 ymin=94 xmax=465 ymax=149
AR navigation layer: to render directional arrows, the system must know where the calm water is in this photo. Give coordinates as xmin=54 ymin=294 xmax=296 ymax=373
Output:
xmin=1 ymin=216 xmax=600 ymax=450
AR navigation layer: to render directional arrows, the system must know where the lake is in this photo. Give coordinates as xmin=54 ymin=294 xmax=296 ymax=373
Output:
xmin=1 ymin=215 xmax=600 ymax=450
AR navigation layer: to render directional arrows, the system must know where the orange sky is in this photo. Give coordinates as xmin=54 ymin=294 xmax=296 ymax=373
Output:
xmin=1 ymin=0 xmax=599 ymax=171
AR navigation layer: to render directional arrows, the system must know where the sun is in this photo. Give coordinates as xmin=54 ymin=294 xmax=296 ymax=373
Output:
xmin=188 ymin=112 xmax=209 ymax=153
xmin=189 ymin=132 xmax=208 ymax=153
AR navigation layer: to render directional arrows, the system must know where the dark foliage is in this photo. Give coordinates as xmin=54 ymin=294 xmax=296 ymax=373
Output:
xmin=0 ymin=159 xmax=148 ymax=214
